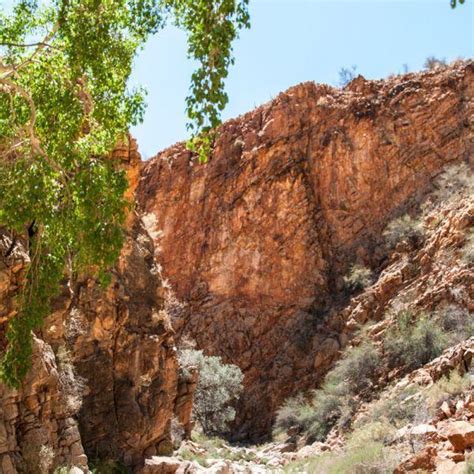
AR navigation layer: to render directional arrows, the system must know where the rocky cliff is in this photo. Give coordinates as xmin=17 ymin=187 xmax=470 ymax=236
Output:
xmin=0 ymin=141 xmax=195 ymax=472
xmin=137 ymin=61 xmax=473 ymax=440
xmin=140 ymin=151 xmax=473 ymax=471
xmin=0 ymin=61 xmax=472 ymax=472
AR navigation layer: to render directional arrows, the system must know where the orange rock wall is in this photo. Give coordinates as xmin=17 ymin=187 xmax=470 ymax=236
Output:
xmin=137 ymin=62 xmax=473 ymax=439
xmin=0 ymin=139 xmax=189 ymax=471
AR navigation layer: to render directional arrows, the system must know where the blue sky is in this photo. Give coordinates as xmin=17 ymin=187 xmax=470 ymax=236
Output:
xmin=130 ymin=0 xmax=473 ymax=158
xmin=2 ymin=0 xmax=472 ymax=156
xmin=0 ymin=0 xmax=474 ymax=158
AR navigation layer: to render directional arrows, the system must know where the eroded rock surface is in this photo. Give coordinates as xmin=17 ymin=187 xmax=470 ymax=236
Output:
xmin=0 ymin=140 xmax=191 ymax=472
xmin=0 ymin=61 xmax=472 ymax=471
xmin=138 ymin=61 xmax=474 ymax=439
xmin=45 ymin=217 xmax=179 ymax=467
xmin=0 ymin=233 xmax=87 ymax=472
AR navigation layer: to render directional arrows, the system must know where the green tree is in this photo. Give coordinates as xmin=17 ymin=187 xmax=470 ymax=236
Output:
xmin=0 ymin=0 xmax=249 ymax=387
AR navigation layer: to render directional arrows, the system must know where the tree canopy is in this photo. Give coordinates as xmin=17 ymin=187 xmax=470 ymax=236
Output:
xmin=0 ymin=0 xmax=249 ymax=387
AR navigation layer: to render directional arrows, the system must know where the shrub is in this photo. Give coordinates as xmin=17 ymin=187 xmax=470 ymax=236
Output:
xmin=284 ymin=441 xmax=399 ymax=474
xmin=338 ymin=65 xmax=358 ymax=86
xmin=328 ymin=342 xmax=381 ymax=396
xmin=426 ymin=372 xmax=471 ymax=416
xmin=384 ymin=311 xmax=449 ymax=371
xmin=343 ymin=264 xmax=373 ymax=292
xmin=362 ymin=374 xmax=472 ymax=435
xmin=364 ymin=386 xmax=425 ymax=429
xmin=178 ymin=349 xmax=244 ymax=436
xmin=433 ymin=163 xmax=474 ymax=203
xmin=424 ymin=56 xmax=447 ymax=70
xmin=438 ymin=304 xmax=474 ymax=343
xmin=273 ymin=390 xmax=342 ymax=442
xmin=307 ymin=389 xmax=345 ymax=442
xmin=383 ymin=214 xmax=425 ymax=249
xmin=348 ymin=420 xmax=397 ymax=449
xmin=274 ymin=342 xmax=380 ymax=442
xmin=274 ymin=394 xmax=316 ymax=434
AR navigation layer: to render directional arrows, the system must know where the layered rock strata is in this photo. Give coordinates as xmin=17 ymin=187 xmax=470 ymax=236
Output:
xmin=0 ymin=141 xmax=194 ymax=472
xmin=137 ymin=61 xmax=473 ymax=439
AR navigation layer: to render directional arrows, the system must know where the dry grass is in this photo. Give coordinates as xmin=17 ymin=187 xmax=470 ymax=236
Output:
xmin=383 ymin=214 xmax=425 ymax=249
xmin=425 ymin=372 xmax=472 ymax=416
xmin=343 ymin=264 xmax=373 ymax=292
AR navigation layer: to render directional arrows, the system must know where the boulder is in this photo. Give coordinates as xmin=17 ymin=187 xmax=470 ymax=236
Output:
xmin=296 ymin=442 xmax=331 ymax=459
xmin=444 ymin=421 xmax=474 ymax=452
xmin=395 ymin=446 xmax=437 ymax=472
xmin=205 ymin=460 xmax=233 ymax=474
xmin=141 ymin=456 xmax=186 ymax=474
xmin=435 ymin=459 xmax=467 ymax=474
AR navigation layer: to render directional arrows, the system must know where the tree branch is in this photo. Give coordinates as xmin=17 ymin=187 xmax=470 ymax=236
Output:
xmin=0 ymin=41 xmax=59 ymax=50
xmin=0 ymin=22 xmax=60 ymax=80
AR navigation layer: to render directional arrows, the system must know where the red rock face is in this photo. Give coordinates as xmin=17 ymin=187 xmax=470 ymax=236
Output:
xmin=0 ymin=140 xmax=190 ymax=471
xmin=137 ymin=62 xmax=473 ymax=439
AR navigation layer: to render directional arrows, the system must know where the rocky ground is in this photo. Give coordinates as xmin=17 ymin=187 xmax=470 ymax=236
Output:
xmin=142 ymin=337 xmax=474 ymax=473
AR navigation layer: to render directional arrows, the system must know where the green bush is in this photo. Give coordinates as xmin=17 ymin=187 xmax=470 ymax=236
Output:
xmin=343 ymin=264 xmax=373 ymax=292
xmin=384 ymin=311 xmax=449 ymax=371
xmin=179 ymin=349 xmax=244 ymax=436
xmin=438 ymin=304 xmax=474 ymax=343
xmin=274 ymin=342 xmax=380 ymax=442
xmin=274 ymin=388 xmax=343 ymax=443
xmin=328 ymin=343 xmax=381 ymax=396
xmin=274 ymin=394 xmax=316 ymax=434
xmin=308 ymin=389 xmax=345 ymax=441
xmin=383 ymin=214 xmax=425 ymax=249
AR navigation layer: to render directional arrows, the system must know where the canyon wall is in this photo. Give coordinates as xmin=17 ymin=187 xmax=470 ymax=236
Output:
xmin=0 ymin=141 xmax=190 ymax=472
xmin=137 ymin=61 xmax=473 ymax=440
xmin=0 ymin=61 xmax=472 ymax=472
